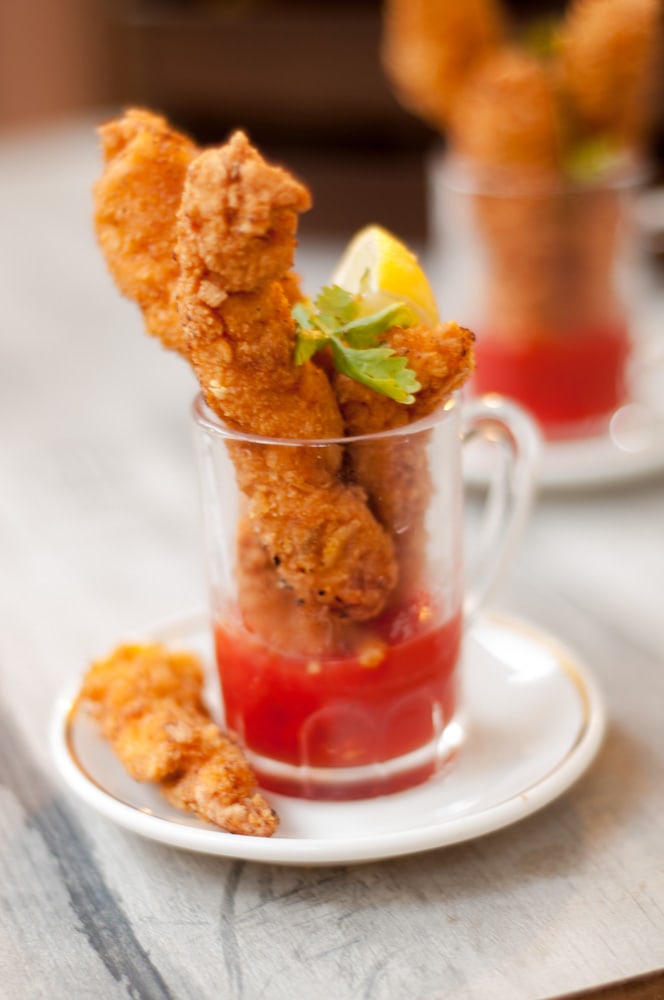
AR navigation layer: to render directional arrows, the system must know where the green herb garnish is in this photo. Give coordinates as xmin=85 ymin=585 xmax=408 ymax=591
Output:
xmin=520 ymin=16 xmax=560 ymax=60
xmin=564 ymin=134 xmax=622 ymax=183
xmin=292 ymin=285 xmax=421 ymax=404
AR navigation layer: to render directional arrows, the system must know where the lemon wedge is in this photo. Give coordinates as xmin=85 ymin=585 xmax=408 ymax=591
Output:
xmin=331 ymin=224 xmax=439 ymax=327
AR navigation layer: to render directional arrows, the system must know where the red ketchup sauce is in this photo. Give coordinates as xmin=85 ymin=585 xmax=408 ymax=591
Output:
xmin=215 ymin=602 xmax=462 ymax=800
xmin=473 ymin=324 xmax=631 ymax=439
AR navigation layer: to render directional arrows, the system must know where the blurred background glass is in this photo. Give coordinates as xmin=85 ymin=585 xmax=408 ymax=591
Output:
xmin=1 ymin=0 xmax=663 ymax=244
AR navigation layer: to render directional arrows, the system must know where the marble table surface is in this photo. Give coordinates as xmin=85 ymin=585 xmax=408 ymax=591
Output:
xmin=0 ymin=115 xmax=663 ymax=1000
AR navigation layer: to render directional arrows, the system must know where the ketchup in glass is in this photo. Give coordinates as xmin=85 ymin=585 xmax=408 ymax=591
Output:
xmin=215 ymin=595 xmax=462 ymax=800
xmin=473 ymin=324 xmax=630 ymax=439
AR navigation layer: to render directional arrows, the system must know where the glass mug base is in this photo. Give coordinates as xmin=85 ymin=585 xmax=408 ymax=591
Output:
xmin=214 ymin=607 xmax=463 ymax=801
xmin=246 ymin=718 xmax=465 ymax=801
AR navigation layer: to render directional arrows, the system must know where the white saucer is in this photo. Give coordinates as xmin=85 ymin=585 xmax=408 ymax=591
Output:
xmin=464 ymin=361 xmax=664 ymax=490
xmin=538 ymin=409 xmax=664 ymax=488
xmin=51 ymin=610 xmax=605 ymax=866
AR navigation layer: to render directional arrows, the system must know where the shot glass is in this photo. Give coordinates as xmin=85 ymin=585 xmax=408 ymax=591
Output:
xmin=430 ymin=153 xmax=644 ymax=440
xmin=193 ymin=392 xmax=539 ymax=800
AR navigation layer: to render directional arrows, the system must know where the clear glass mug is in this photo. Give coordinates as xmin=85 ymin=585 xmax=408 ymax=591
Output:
xmin=430 ymin=152 xmax=645 ymax=441
xmin=193 ymin=392 xmax=539 ymax=800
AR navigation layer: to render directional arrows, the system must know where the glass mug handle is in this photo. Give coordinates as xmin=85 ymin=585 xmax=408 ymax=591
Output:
xmin=461 ymin=394 xmax=541 ymax=620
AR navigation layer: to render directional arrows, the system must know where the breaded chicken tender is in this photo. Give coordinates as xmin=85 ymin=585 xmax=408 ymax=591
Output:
xmin=558 ymin=0 xmax=662 ymax=149
xmin=81 ymin=642 xmax=205 ymax=739
xmin=235 ymin=517 xmax=348 ymax=656
xmin=176 ymin=133 xmax=397 ymax=620
xmin=79 ymin=643 xmax=278 ymax=836
xmin=234 ymin=323 xmax=474 ymax=643
xmin=383 ymin=0 xmax=661 ymax=166
xmin=92 ymin=112 xmax=398 ymax=622
xmin=382 ymin=0 xmax=505 ymax=130
xmin=333 ymin=322 xmax=475 ymax=597
xmin=163 ymin=734 xmax=278 ymax=838
xmin=450 ymin=48 xmax=562 ymax=174
xmin=472 ymin=184 xmax=623 ymax=341
xmin=93 ymin=109 xmax=198 ymax=355
xmin=334 ymin=322 xmax=475 ymax=435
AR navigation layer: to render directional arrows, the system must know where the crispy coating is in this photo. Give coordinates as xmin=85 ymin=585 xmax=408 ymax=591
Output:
xmin=472 ymin=184 xmax=623 ymax=342
xmin=176 ymin=133 xmax=397 ymax=620
xmin=80 ymin=643 xmax=278 ymax=836
xmin=163 ymin=738 xmax=279 ymax=838
xmin=450 ymin=48 xmax=562 ymax=174
xmin=558 ymin=0 xmax=662 ymax=149
xmin=228 ymin=434 xmax=397 ymax=621
xmin=81 ymin=642 xmax=205 ymax=740
xmin=333 ymin=323 xmax=475 ymax=596
xmin=186 ymin=279 xmax=343 ymax=441
xmin=383 ymin=0 xmax=660 ymax=164
xmin=382 ymin=0 xmax=505 ymax=130
xmin=93 ymin=109 xmax=198 ymax=355
xmin=234 ymin=325 xmax=474 ymax=639
xmin=110 ymin=699 xmax=210 ymax=781
xmin=235 ymin=517 xmax=346 ymax=656
xmin=334 ymin=322 xmax=475 ymax=435
xmin=92 ymin=115 xmax=398 ymax=622
xmin=281 ymin=270 xmax=306 ymax=306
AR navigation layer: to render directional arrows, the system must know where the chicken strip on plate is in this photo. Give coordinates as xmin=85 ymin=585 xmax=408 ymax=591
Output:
xmin=80 ymin=642 xmax=278 ymax=836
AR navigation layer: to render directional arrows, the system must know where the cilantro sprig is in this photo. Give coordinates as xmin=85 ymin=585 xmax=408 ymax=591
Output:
xmin=292 ymin=285 xmax=421 ymax=404
xmin=564 ymin=134 xmax=622 ymax=183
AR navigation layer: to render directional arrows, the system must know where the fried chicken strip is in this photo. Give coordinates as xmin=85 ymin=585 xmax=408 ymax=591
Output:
xmin=81 ymin=642 xmax=205 ymax=738
xmin=472 ymin=183 xmax=623 ymax=342
xmin=93 ymin=108 xmax=198 ymax=356
xmin=445 ymin=48 xmax=615 ymax=344
xmin=558 ymin=0 xmax=662 ymax=151
xmin=234 ymin=516 xmax=350 ymax=655
xmin=93 ymin=107 xmax=307 ymax=353
xmin=80 ymin=643 xmax=278 ymax=836
xmin=449 ymin=48 xmax=562 ymax=175
xmin=93 ymin=112 xmax=397 ymax=623
xmin=332 ymin=322 xmax=475 ymax=597
xmin=176 ymin=132 xmax=397 ymax=621
xmin=382 ymin=0 xmax=506 ymax=131
xmin=235 ymin=323 xmax=473 ymax=643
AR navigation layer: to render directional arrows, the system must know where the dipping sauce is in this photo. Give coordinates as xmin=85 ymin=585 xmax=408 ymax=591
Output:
xmin=474 ymin=324 xmax=631 ymax=439
xmin=215 ymin=600 xmax=462 ymax=800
